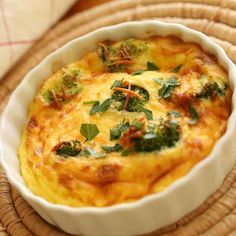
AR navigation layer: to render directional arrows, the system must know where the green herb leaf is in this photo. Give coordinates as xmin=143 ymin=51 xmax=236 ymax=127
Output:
xmin=90 ymin=98 xmax=112 ymax=115
xmin=132 ymin=119 xmax=143 ymax=129
xmin=158 ymin=84 xmax=168 ymax=98
xmin=110 ymin=127 xmax=122 ymax=140
xmin=121 ymin=149 xmax=130 ymax=156
xmin=153 ymin=78 xmax=164 ymax=85
xmin=110 ymin=121 xmax=130 ymax=140
xmin=83 ymin=100 xmax=99 ymax=105
xmin=158 ymin=85 xmax=175 ymax=99
xmin=120 ymin=122 xmax=130 ymax=132
xmin=188 ymin=106 xmax=198 ymax=125
xmin=80 ymin=123 xmax=99 ymax=141
xmin=141 ymin=107 xmax=153 ymax=120
xmin=132 ymin=70 xmax=145 ymax=76
xmin=98 ymin=98 xmax=112 ymax=113
xmin=165 ymin=76 xmax=179 ymax=86
xmin=110 ymin=79 xmax=124 ymax=89
xmin=101 ymin=143 xmax=123 ymax=153
xmin=90 ymin=101 xmax=100 ymax=115
xmin=155 ymin=76 xmax=180 ymax=99
xmin=171 ymin=64 xmax=182 ymax=73
xmin=167 ymin=110 xmax=181 ymax=117
xmin=147 ymin=61 xmax=160 ymax=71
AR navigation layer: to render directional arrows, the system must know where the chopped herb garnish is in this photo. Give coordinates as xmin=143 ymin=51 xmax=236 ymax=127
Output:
xmin=83 ymin=100 xmax=99 ymax=105
xmin=110 ymin=79 xmax=124 ymax=89
xmin=188 ymin=106 xmax=198 ymax=125
xmin=171 ymin=64 xmax=182 ymax=73
xmin=132 ymin=70 xmax=145 ymax=76
xmin=141 ymin=107 xmax=153 ymax=120
xmin=101 ymin=143 xmax=123 ymax=153
xmin=110 ymin=120 xmax=130 ymax=140
xmin=132 ymin=119 xmax=143 ymax=129
xmin=153 ymin=78 xmax=163 ymax=84
xmin=89 ymin=98 xmax=112 ymax=115
xmin=158 ymin=84 xmax=171 ymax=98
xmin=90 ymin=101 xmax=100 ymax=115
xmin=98 ymin=98 xmax=112 ymax=113
xmin=110 ymin=127 xmax=122 ymax=140
xmin=154 ymin=76 xmax=180 ymax=99
xmin=53 ymin=140 xmax=82 ymax=157
xmin=121 ymin=149 xmax=130 ymax=156
xmin=167 ymin=110 xmax=181 ymax=117
xmin=147 ymin=61 xmax=159 ymax=71
xmin=80 ymin=123 xmax=99 ymax=141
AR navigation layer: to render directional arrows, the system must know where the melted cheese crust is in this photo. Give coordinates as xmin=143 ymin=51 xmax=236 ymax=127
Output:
xmin=19 ymin=36 xmax=231 ymax=207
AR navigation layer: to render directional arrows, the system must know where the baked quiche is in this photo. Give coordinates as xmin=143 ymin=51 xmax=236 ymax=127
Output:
xmin=19 ymin=36 xmax=231 ymax=207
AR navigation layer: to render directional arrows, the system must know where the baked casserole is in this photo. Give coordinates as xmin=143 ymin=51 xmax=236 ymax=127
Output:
xmin=19 ymin=36 xmax=231 ymax=207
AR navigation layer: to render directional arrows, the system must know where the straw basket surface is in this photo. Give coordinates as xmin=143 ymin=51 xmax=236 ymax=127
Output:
xmin=1 ymin=1 xmax=236 ymax=235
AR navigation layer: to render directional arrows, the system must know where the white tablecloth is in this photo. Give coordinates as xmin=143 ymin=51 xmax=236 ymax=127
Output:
xmin=0 ymin=0 xmax=76 ymax=80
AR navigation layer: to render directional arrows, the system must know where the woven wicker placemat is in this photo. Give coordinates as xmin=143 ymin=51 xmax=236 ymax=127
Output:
xmin=1 ymin=0 xmax=236 ymax=235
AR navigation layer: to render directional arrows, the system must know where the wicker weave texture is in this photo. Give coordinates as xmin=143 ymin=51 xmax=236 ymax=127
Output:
xmin=1 ymin=0 xmax=236 ymax=235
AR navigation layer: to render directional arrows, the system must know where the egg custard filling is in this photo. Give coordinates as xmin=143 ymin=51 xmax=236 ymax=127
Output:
xmin=19 ymin=37 xmax=232 ymax=207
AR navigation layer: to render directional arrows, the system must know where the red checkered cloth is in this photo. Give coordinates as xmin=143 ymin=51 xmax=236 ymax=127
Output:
xmin=0 ymin=0 xmax=76 ymax=79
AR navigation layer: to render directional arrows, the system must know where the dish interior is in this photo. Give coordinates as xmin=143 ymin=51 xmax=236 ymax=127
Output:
xmin=18 ymin=36 xmax=231 ymax=207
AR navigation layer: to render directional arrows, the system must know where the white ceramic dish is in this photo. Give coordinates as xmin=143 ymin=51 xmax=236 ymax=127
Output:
xmin=1 ymin=21 xmax=236 ymax=236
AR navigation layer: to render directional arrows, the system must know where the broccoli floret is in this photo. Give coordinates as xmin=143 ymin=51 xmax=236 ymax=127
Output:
xmin=196 ymin=81 xmax=227 ymax=99
xmin=126 ymin=97 xmax=144 ymax=112
xmin=62 ymin=65 xmax=81 ymax=81
xmin=53 ymin=140 xmax=82 ymax=157
xmin=134 ymin=119 xmax=180 ymax=152
xmin=62 ymin=77 xmax=82 ymax=96
xmin=97 ymin=40 xmax=147 ymax=72
xmin=111 ymin=85 xmax=149 ymax=112
xmin=111 ymin=91 xmax=126 ymax=111
xmin=41 ymin=90 xmax=54 ymax=103
xmin=40 ymin=66 xmax=82 ymax=108
xmin=132 ymin=85 xmax=149 ymax=101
